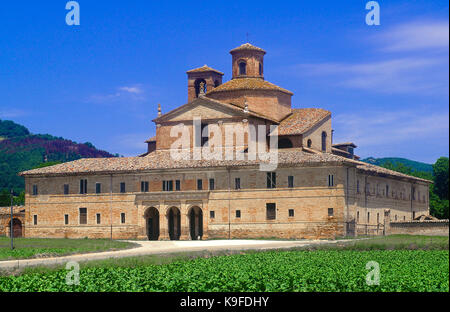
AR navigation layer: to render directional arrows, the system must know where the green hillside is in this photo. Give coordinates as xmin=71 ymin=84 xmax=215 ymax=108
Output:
xmin=362 ymin=157 xmax=433 ymax=174
xmin=0 ymin=119 xmax=118 ymax=194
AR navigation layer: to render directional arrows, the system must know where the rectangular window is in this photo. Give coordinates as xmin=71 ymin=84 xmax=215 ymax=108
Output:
xmin=210 ymin=211 xmax=215 ymax=219
xmin=79 ymin=208 xmax=87 ymax=225
xmin=79 ymin=179 xmax=87 ymax=194
xmin=236 ymin=210 xmax=241 ymax=218
xmin=32 ymin=185 xmax=38 ymax=196
xmin=377 ymin=213 xmax=380 ymax=224
xmin=235 ymin=178 xmax=241 ymax=190
xmin=288 ymin=176 xmax=294 ymax=188
xmin=141 ymin=181 xmax=149 ymax=192
xmin=357 ymin=180 xmax=360 ymax=193
xmin=162 ymin=180 xmax=166 ymax=191
xmin=96 ymin=183 xmax=102 ymax=194
xmin=386 ymin=185 xmax=389 ymax=198
xmin=33 ymin=215 xmax=37 ymax=225
xmin=413 ymin=211 xmax=416 ymax=219
xmin=357 ymin=211 xmax=360 ymax=223
xmin=209 ymin=178 xmax=215 ymax=191
xmin=96 ymin=213 xmax=101 ymax=225
xmin=367 ymin=212 xmax=370 ymax=223
xmin=64 ymin=184 xmax=69 ymax=195
xmin=201 ymin=123 xmax=209 ymax=147
xmin=266 ymin=203 xmax=276 ymax=220
xmin=175 ymin=180 xmax=181 ymax=191
xmin=328 ymin=175 xmax=334 ymax=187
xmin=197 ymin=179 xmax=203 ymax=190
xmin=328 ymin=208 xmax=334 ymax=217
xmin=288 ymin=209 xmax=295 ymax=217
xmin=167 ymin=180 xmax=173 ymax=191
xmin=120 ymin=182 xmax=126 ymax=193
xmin=64 ymin=214 xmax=69 ymax=225
xmin=267 ymin=172 xmax=276 ymax=189
xmin=121 ymin=213 xmax=126 ymax=224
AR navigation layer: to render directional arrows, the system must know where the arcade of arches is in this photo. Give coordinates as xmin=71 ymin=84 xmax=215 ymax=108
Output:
xmin=143 ymin=205 xmax=204 ymax=241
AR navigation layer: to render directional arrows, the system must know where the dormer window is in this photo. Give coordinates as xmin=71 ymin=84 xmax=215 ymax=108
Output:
xmin=239 ymin=62 xmax=247 ymax=75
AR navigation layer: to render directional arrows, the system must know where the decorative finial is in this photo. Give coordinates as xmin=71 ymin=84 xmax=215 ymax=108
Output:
xmin=199 ymin=81 xmax=206 ymax=96
xmin=244 ymin=97 xmax=249 ymax=113
xmin=157 ymin=103 xmax=161 ymax=117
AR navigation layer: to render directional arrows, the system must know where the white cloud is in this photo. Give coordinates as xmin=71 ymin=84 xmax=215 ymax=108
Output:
xmin=0 ymin=108 xmax=28 ymax=119
xmin=87 ymin=85 xmax=146 ymax=104
xmin=378 ymin=21 xmax=449 ymax=52
xmin=118 ymin=86 xmax=143 ymax=94
xmin=294 ymin=56 xmax=448 ymax=95
xmin=333 ymin=110 xmax=449 ymax=150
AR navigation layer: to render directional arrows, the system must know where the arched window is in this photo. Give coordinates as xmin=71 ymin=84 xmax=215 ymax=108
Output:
xmin=278 ymin=138 xmax=293 ymax=149
xmin=259 ymin=63 xmax=263 ymax=76
xmin=321 ymin=132 xmax=327 ymax=152
xmin=239 ymin=62 xmax=247 ymax=75
xmin=307 ymin=139 xmax=312 ymax=148
xmin=194 ymin=79 xmax=207 ymax=97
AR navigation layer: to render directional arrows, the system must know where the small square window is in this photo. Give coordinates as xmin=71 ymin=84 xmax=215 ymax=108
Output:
xmin=328 ymin=208 xmax=334 ymax=217
xmin=288 ymin=209 xmax=294 ymax=217
xmin=210 ymin=211 xmax=215 ymax=219
xmin=236 ymin=210 xmax=241 ymax=218
xmin=63 ymin=184 xmax=69 ymax=195
xmin=121 ymin=213 xmax=126 ymax=224
xmin=288 ymin=176 xmax=294 ymax=188
xmin=64 ymin=214 xmax=69 ymax=225
xmin=197 ymin=179 xmax=203 ymax=190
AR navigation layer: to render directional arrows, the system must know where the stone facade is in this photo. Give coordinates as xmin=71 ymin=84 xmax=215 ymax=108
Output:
xmin=0 ymin=206 xmax=25 ymax=237
xmin=20 ymin=43 xmax=433 ymax=240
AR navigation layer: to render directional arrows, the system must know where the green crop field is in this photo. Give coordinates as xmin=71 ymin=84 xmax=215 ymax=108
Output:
xmin=0 ymin=237 xmax=136 ymax=260
xmin=0 ymin=249 xmax=448 ymax=292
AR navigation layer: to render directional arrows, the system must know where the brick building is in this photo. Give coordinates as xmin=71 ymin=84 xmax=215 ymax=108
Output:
xmin=19 ymin=43 xmax=431 ymax=240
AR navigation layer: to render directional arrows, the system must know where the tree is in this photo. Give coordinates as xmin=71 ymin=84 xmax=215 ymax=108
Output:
xmin=433 ymin=157 xmax=449 ymax=200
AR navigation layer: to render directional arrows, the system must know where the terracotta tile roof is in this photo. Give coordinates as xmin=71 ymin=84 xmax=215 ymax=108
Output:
xmin=230 ymin=43 xmax=266 ymax=54
xmin=20 ymin=149 xmax=348 ymax=177
xmin=206 ymin=78 xmax=293 ymax=95
xmin=333 ymin=142 xmax=357 ymax=148
xmin=18 ymin=148 xmax=431 ymax=183
xmin=145 ymin=136 xmax=156 ymax=143
xmin=276 ymin=108 xmax=331 ymax=135
xmin=186 ymin=65 xmax=224 ymax=75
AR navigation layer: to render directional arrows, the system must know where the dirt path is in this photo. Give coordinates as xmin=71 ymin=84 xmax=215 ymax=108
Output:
xmin=0 ymin=239 xmax=349 ymax=270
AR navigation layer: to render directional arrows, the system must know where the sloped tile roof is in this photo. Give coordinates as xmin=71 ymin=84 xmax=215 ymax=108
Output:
xmin=230 ymin=43 xmax=266 ymax=54
xmin=186 ymin=65 xmax=224 ymax=75
xmin=277 ymin=108 xmax=331 ymax=135
xmin=206 ymin=78 xmax=293 ymax=95
xmin=19 ymin=148 xmax=432 ymax=183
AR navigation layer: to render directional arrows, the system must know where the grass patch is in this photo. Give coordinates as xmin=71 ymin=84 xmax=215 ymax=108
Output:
xmin=0 ymin=237 xmax=138 ymax=261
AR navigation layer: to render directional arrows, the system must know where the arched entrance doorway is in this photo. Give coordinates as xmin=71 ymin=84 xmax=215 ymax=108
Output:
xmin=167 ymin=207 xmax=181 ymax=240
xmin=188 ymin=206 xmax=203 ymax=240
xmin=145 ymin=207 xmax=159 ymax=240
xmin=8 ymin=219 xmax=22 ymax=238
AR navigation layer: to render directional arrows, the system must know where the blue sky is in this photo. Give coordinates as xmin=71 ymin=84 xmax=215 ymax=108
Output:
xmin=0 ymin=0 xmax=448 ymax=163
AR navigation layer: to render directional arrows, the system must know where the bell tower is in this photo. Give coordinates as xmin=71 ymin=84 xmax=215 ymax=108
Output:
xmin=230 ymin=43 xmax=266 ymax=79
xmin=186 ymin=65 xmax=224 ymax=102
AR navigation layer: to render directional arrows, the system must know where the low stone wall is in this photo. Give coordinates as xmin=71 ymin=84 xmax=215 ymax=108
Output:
xmin=388 ymin=220 xmax=449 ymax=236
